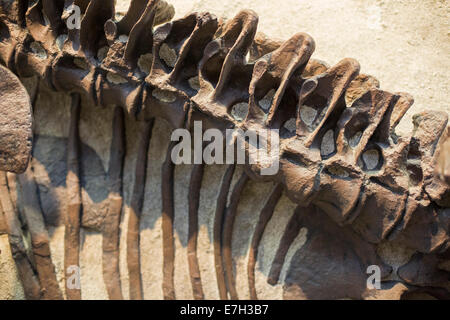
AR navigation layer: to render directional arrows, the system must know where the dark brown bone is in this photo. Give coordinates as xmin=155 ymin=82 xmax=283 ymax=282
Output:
xmin=142 ymin=11 xmax=218 ymax=127
xmin=190 ymin=10 xmax=258 ymax=129
xmin=248 ymin=32 xmax=283 ymax=63
xmin=127 ymin=119 xmax=154 ymax=300
xmin=25 ymin=0 xmax=65 ymax=46
xmin=213 ymin=164 xmax=236 ymax=299
xmin=297 ymin=58 xmax=360 ymax=147
xmin=123 ymin=0 xmax=161 ymax=67
xmin=187 ymin=164 xmax=205 ymax=300
xmin=161 ymin=141 xmax=176 ymax=300
xmin=79 ymin=0 xmax=114 ymax=59
xmin=102 ymin=106 xmax=125 ymax=300
xmin=246 ymin=32 xmax=315 ymax=126
xmin=64 ymin=93 xmax=82 ymax=300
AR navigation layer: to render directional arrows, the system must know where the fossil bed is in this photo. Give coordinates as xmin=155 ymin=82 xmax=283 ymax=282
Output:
xmin=0 ymin=0 xmax=449 ymax=300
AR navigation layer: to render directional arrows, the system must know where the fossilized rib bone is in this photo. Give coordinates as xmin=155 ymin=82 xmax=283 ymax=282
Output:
xmin=0 ymin=0 xmax=448 ymax=300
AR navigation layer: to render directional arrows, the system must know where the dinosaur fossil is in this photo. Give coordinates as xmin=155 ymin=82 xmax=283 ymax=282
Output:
xmin=0 ymin=0 xmax=448 ymax=300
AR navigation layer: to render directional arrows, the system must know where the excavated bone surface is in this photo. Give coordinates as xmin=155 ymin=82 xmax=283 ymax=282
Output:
xmin=0 ymin=0 xmax=448 ymax=301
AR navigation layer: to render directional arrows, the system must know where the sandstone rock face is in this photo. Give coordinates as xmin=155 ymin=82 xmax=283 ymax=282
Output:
xmin=0 ymin=65 xmax=32 ymax=174
xmin=0 ymin=0 xmax=448 ymax=300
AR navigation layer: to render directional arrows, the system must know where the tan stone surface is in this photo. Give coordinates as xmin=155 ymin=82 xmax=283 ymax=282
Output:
xmin=0 ymin=235 xmax=25 ymax=299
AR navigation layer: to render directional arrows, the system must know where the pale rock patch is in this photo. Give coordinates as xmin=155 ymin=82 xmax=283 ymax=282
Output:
xmin=138 ymin=53 xmax=154 ymax=75
xmin=152 ymin=88 xmax=177 ymax=103
xmin=231 ymin=102 xmax=249 ymax=121
xmin=320 ymin=130 xmax=335 ymax=156
xmin=259 ymin=89 xmax=276 ymax=111
xmin=363 ymin=149 xmax=380 ymax=170
xmin=160 ymin=43 xmax=178 ymax=68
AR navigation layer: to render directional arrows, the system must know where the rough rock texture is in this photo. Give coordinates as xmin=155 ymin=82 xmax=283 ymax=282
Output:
xmin=0 ymin=0 xmax=448 ymax=300
xmin=0 ymin=65 xmax=32 ymax=174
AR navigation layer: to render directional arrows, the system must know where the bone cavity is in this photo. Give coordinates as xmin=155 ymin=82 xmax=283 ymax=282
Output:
xmin=138 ymin=53 xmax=153 ymax=75
xmin=321 ymin=130 xmax=335 ymax=157
xmin=328 ymin=166 xmax=350 ymax=178
xmin=188 ymin=76 xmax=200 ymax=91
xmin=159 ymin=43 xmax=177 ymax=68
xmin=259 ymin=89 xmax=276 ymax=111
xmin=300 ymin=105 xmax=317 ymax=127
xmin=106 ymin=72 xmax=128 ymax=85
xmin=349 ymin=131 xmax=363 ymax=148
xmin=283 ymin=118 xmax=297 ymax=133
xmin=231 ymin=102 xmax=249 ymax=121
xmin=363 ymin=149 xmax=380 ymax=170
xmin=152 ymin=89 xmax=176 ymax=103
xmin=118 ymin=35 xmax=129 ymax=43
xmin=30 ymin=42 xmax=47 ymax=59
